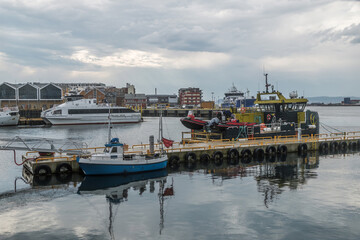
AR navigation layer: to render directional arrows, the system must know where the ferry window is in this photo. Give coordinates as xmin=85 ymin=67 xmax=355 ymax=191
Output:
xmin=53 ymin=109 xmax=62 ymax=115
xmin=111 ymin=147 xmax=117 ymax=153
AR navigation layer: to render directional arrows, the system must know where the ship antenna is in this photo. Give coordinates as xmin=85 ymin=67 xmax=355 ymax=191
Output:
xmin=264 ymin=73 xmax=270 ymax=93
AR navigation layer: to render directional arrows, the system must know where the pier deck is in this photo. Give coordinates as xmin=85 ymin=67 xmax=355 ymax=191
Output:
xmin=21 ymin=131 xmax=360 ymax=176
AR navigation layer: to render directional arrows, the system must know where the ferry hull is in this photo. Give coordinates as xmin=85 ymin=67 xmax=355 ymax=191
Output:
xmin=0 ymin=115 xmax=19 ymax=126
xmin=78 ymin=159 xmax=168 ymax=175
xmin=45 ymin=115 xmax=141 ymax=125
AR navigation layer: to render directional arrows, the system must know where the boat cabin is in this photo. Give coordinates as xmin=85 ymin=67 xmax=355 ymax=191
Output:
xmin=104 ymin=138 xmax=124 ymax=158
xmin=255 ymin=91 xmax=308 ymax=124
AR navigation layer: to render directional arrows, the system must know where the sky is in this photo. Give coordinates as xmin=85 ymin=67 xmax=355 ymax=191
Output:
xmin=0 ymin=0 xmax=359 ymax=100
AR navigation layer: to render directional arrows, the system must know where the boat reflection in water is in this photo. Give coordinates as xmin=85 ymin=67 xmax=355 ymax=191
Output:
xmin=77 ymin=169 xmax=174 ymax=238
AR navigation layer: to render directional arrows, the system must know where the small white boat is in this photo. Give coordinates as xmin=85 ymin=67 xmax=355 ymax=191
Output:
xmin=0 ymin=107 xmax=20 ymax=126
xmin=41 ymin=98 xmax=141 ymax=125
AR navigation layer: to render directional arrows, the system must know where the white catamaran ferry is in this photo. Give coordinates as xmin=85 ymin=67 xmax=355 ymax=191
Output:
xmin=41 ymin=98 xmax=141 ymax=125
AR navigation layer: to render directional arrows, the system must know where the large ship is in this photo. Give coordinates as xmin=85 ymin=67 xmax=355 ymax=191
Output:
xmin=41 ymin=98 xmax=141 ymax=125
xmin=181 ymin=74 xmax=319 ymax=139
xmin=221 ymin=84 xmax=255 ymax=108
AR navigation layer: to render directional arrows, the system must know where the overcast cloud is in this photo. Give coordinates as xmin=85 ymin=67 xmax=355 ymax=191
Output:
xmin=0 ymin=0 xmax=359 ymax=99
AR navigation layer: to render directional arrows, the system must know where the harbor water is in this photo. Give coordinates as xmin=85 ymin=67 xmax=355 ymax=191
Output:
xmin=0 ymin=106 xmax=360 ymax=240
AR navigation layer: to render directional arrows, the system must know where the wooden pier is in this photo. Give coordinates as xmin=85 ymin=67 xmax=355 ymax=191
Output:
xmin=21 ymin=131 xmax=360 ymax=176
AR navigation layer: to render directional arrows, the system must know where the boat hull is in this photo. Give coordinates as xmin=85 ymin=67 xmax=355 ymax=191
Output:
xmin=0 ymin=114 xmax=19 ymax=126
xmin=78 ymin=157 xmax=168 ymax=175
xmin=45 ymin=114 xmax=141 ymax=125
xmin=180 ymin=118 xmax=207 ymax=130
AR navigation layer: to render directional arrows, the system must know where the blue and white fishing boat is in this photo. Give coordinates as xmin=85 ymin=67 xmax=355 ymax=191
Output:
xmin=77 ymin=112 xmax=168 ymax=175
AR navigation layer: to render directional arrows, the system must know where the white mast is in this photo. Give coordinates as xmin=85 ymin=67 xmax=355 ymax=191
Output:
xmin=108 ymin=109 xmax=111 ymax=142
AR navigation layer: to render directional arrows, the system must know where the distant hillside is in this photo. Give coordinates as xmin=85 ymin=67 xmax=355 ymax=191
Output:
xmin=307 ymin=96 xmax=360 ymax=104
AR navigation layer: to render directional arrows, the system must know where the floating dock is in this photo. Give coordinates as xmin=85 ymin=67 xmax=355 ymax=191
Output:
xmin=20 ymin=131 xmax=360 ymax=176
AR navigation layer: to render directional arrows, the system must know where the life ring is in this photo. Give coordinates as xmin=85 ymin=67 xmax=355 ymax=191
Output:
xmin=200 ymin=153 xmax=211 ymax=165
xmin=227 ymin=148 xmax=239 ymax=165
xmin=298 ymin=143 xmax=307 ymax=155
xmin=34 ymin=165 xmax=52 ymax=176
xmin=56 ymin=163 xmax=72 ymax=174
xmin=319 ymin=142 xmax=329 ymax=154
xmin=278 ymin=145 xmax=288 ymax=155
xmin=240 ymin=107 xmax=246 ymax=114
xmin=212 ymin=151 xmax=224 ymax=166
xmin=253 ymin=148 xmax=265 ymax=161
xmin=168 ymin=155 xmax=180 ymax=169
xmin=266 ymin=114 xmax=272 ymax=122
xmin=184 ymin=152 xmax=197 ymax=163
xmin=265 ymin=145 xmax=277 ymax=156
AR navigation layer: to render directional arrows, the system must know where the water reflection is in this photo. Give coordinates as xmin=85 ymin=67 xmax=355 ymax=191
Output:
xmin=77 ymin=169 xmax=173 ymax=239
xmin=3 ymin=149 xmax=357 ymax=239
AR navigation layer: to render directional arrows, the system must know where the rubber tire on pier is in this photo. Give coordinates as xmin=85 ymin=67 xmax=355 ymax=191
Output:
xmin=330 ymin=141 xmax=339 ymax=152
xmin=227 ymin=148 xmax=239 ymax=165
xmin=319 ymin=142 xmax=329 ymax=155
xmin=339 ymin=141 xmax=347 ymax=152
xmin=168 ymin=155 xmax=180 ymax=169
xmin=253 ymin=148 xmax=265 ymax=162
xmin=34 ymin=165 xmax=52 ymax=176
xmin=277 ymin=145 xmax=288 ymax=156
xmin=241 ymin=149 xmax=252 ymax=163
xmin=184 ymin=152 xmax=197 ymax=163
xmin=357 ymin=140 xmax=360 ymax=151
xmin=298 ymin=143 xmax=307 ymax=156
xmin=265 ymin=145 xmax=277 ymax=156
xmin=212 ymin=151 xmax=224 ymax=166
xmin=56 ymin=163 xmax=72 ymax=174
xmin=349 ymin=142 xmax=357 ymax=151
xmin=200 ymin=153 xmax=211 ymax=165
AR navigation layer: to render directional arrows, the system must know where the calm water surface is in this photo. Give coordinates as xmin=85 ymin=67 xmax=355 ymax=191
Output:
xmin=0 ymin=107 xmax=359 ymax=240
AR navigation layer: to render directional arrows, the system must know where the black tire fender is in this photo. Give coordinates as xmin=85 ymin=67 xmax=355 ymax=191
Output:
xmin=330 ymin=141 xmax=338 ymax=151
xmin=340 ymin=141 xmax=347 ymax=151
xmin=200 ymin=153 xmax=211 ymax=165
xmin=297 ymin=143 xmax=307 ymax=155
xmin=212 ymin=151 xmax=224 ymax=166
xmin=265 ymin=145 xmax=277 ymax=156
xmin=34 ymin=165 xmax=52 ymax=176
xmin=278 ymin=145 xmax=288 ymax=155
xmin=56 ymin=163 xmax=72 ymax=174
xmin=227 ymin=148 xmax=239 ymax=164
xmin=184 ymin=152 xmax=197 ymax=163
xmin=241 ymin=149 xmax=252 ymax=158
xmin=253 ymin=148 xmax=265 ymax=161
xmin=319 ymin=142 xmax=329 ymax=154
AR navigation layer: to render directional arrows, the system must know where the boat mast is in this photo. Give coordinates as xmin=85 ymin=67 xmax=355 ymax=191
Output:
xmin=108 ymin=109 xmax=111 ymax=142
xmin=158 ymin=109 xmax=163 ymax=149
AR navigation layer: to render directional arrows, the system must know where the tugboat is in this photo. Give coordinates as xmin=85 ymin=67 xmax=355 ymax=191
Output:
xmin=180 ymin=74 xmax=319 ymax=140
